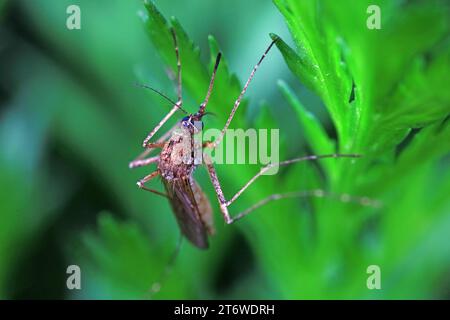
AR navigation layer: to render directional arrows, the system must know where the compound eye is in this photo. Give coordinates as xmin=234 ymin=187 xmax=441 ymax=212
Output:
xmin=181 ymin=116 xmax=191 ymax=127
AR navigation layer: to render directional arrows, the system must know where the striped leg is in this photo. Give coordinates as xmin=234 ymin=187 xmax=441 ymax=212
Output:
xmin=130 ymin=123 xmax=178 ymax=168
xmin=211 ymin=37 xmax=278 ymax=149
xmin=198 ymin=53 xmax=222 ymax=115
xmin=170 ymin=28 xmax=182 ymax=104
xmin=136 ymin=170 xmax=167 ymax=198
xmin=141 ymin=28 xmax=184 ymax=148
xmin=204 ymin=153 xmax=379 ymax=224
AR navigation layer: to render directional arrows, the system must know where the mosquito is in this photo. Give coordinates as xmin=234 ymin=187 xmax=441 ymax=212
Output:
xmin=130 ymin=29 xmax=378 ymax=249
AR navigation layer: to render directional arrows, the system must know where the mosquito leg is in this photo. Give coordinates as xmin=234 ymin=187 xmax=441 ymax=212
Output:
xmin=231 ymin=190 xmax=382 ymax=223
xmin=170 ymin=28 xmax=182 ymax=104
xmin=140 ymin=186 xmax=168 ymax=198
xmin=227 ymin=154 xmax=361 ymax=206
xmin=211 ymin=37 xmax=278 ymax=149
xmin=134 ymin=123 xmax=178 ymax=163
xmin=137 ymin=170 xmax=167 ymax=198
xmin=204 ymin=155 xmax=233 ymax=224
xmin=198 ymin=53 xmax=222 ymax=115
xmin=145 ymin=142 xmax=166 ymax=149
xmin=129 ymin=156 xmax=160 ymax=169
xmin=141 ymin=29 xmax=183 ymax=149
xmin=142 ymin=104 xmax=180 ymax=148
xmin=204 ymin=153 xmax=362 ymax=224
xmin=131 ymin=142 xmax=163 ymax=167
xmin=202 ymin=140 xmax=214 ymax=148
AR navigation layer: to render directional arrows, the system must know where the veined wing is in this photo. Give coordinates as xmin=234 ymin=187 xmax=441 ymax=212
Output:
xmin=163 ymin=177 xmax=209 ymax=249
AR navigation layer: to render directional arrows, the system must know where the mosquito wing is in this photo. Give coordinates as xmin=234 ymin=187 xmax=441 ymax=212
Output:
xmin=190 ymin=178 xmax=214 ymax=236
xmin=163 ymin=177 xmax=209 ymax=249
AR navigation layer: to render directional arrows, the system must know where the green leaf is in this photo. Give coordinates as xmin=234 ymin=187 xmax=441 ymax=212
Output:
xmin=142 ymin=1 xmax=246 ymax=128
xmin=278 ymin=80 xmax=337 ymax=180
xmin=79 ymin=212 xmax=191 ymax=299
xmin=273 ymin=0 xmax=450 ymax=298
xmin=273 ymin=0 xmax=355 ymax=148
xmin=270 ymin=33 xmax=322 ymax=97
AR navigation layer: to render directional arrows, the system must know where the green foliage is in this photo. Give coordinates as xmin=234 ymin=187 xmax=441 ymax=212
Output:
xmin=142 ymin=1 xmax=246 ymax=128
xmin=272 ymin=0 xmax=450 ymax=298
xmin=0 ymin=0 xmax=448 ymax=300
xmin=86 ymin=0 xmax=448 ymax=299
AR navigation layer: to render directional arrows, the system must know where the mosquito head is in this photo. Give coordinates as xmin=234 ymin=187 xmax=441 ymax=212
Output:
xmin=181 ymin=114 xmax=204 ymax=132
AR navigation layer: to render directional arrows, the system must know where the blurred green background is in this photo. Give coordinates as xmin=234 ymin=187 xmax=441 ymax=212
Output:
xmin=0 ymin=0 xmax=449 ymax=299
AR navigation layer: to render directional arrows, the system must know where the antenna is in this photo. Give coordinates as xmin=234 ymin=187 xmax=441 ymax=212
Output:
xmin=134 ymin=83 xmax=188 ymax=114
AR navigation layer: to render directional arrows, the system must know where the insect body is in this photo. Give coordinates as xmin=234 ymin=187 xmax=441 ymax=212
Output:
xmin=158 ymin=118 xmax=214 ymax=248
xmin=129 ymin=28 xmax=224 ymax=248
xmin=130 ymin=29 xmax=377 ymax=249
